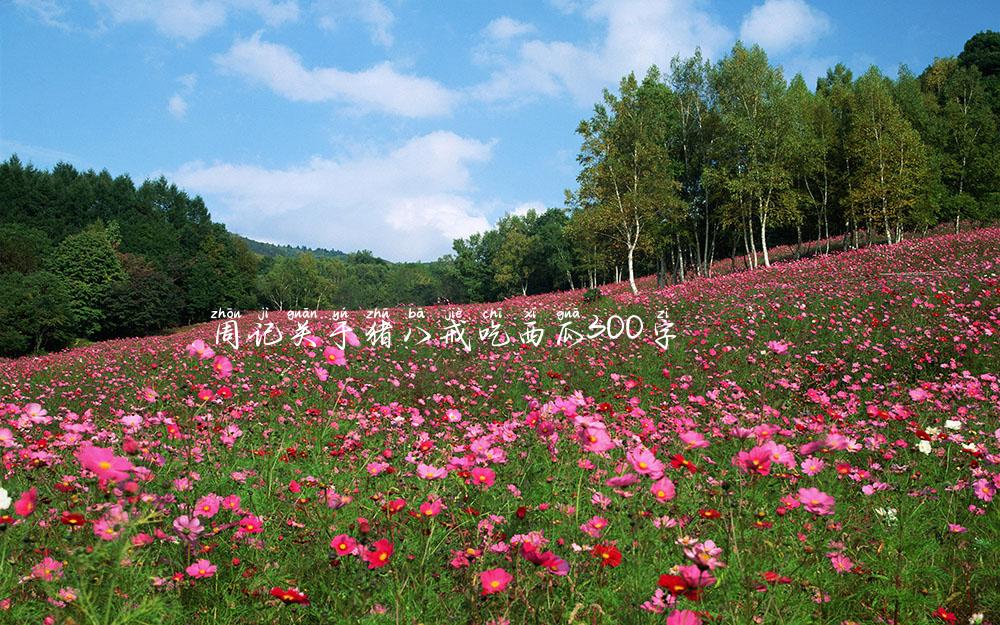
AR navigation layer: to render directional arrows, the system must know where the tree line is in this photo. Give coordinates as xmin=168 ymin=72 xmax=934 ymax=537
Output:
xmin=0 ymin=159 xmax=462 ymax=356
xmin=452 ymin=31 xmax=1000 ymax=296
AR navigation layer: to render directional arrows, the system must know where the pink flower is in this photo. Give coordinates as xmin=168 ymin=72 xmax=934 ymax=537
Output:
xmin=650 ymin=477 xmax=676 ymax=502
xmin=469 ymin=467 xmax=496 ymax=488
xmin=330 ymin=534 xmax=358 ymax=556
xmin=194 ymin=494 xmax=221 ymax=518
xmin=93 ymin=518 xmax=121 ymax=541
xmin=734 ymin=445 xmax=772 ymax=476
xmin=236 ymin=515 xmax=263 ymax=535
xmin=173 ymin=515 xmax=204 ymax=538
xmin=416 ymin=463 xmax=447 ymax=480
xmin=480 ymin=567 xmax=513 ymax=595
xmin=798 ymin=487 xmax=835 ymax=516
xmin=14 ymin=487 xmax=37 ymax=517
xmin=626 ymin=445 xmax=664 ymax=479
xmin=323 ymin=347 xmax=347 ymax=367
xmin=580 ymin=515 xmax=609 ymax=538
xmin=766 ymin=340 xmax=789 ymax=355
xmin=186 ymin=339 xmax=215 ymax=360
xmin=947 ymin=523 xmax=967 ymax=533
xmin=581 ymin=426 xmax=614 ymax=453
xmin=185 ymin=559 xmax=216 ymax=579
xmin=419 ymin=499 xmax=443 ymax=517
xmin=801 ymin=457 xmax=825 ymax=476
xmin=32 ymin=557 xmax=64 ymax=581
xmin=314 ymin=365 xmax=329 ymax=382
xmin=679 ymin=431 xmax=709 ymax=449
xmin=212 ymin=356 xmax=233 ymax=379
xmin=829 ymin=553 xmax=853 ymax=574
xmin=684 ymin=540 xmax=724 ymax=570
xmin=666 ymin=609 xmax=702 ymax=625
xmin=75 ymin=445 xmax=133 ymax=483
xmin=221 ymin=495 xmax=242 ymax=512
xmin=908 ymin=388 xmax=930 ymax=402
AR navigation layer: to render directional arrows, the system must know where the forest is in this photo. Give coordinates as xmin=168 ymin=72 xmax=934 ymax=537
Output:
xmin=1 ymin=31 xmax=998 ymax=357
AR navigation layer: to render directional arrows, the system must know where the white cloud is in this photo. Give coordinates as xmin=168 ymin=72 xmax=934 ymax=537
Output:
xmin=357 ymin=0 xmax=393 ymax=46
xmin=14 ymin=0 xmax=75 ymax=30
xmin=168 ymin=132 xmax=494 ymax=261
xmin=739 ymin=0 xmax=831 ymax=53
xmin=485 ymin=17 xmax=535 ymax=41
xmin=167 ymin=73 xmax=197 ymax=119
xmin=168 ymin=94 xmax=188 ymax=118
xmin=91 ymin=0 xmax=299 ymax=40
xmin=214 ymin=32 xmax=457 ymax=117
xmin=314 ymin=0 xmax=395 ymax=47
xmin=473 ymin=0 xmax=732 ymax=106
xmin=511 ymin=201 xmax=546 ymax=217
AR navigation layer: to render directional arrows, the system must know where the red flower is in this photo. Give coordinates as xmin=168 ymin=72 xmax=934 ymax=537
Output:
xmin=61 ymin=512 xmax=87 ymax=527
xmin=592 ymin=544 xmax=622 ymax=568
xmin=932 ymin=607 xmax=956 ymax=624
xmin=658 ymin=574 xmax=700 ymax=600
xmin=671 ymin=454 xmax=699 ymax=474
xmin=361 ymin=539 xmax=394 ymax=569
xmin=270 ymin=587 xmax=310 ymax=605
xmin=698 ymin=508 xmax=721 ymax=519
xmin=762 ymin=571 xmax=792 ymax=584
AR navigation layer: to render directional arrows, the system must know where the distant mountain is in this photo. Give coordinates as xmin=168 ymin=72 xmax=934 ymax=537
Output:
xmin=237 ymin=235 xmax=347 ymax=260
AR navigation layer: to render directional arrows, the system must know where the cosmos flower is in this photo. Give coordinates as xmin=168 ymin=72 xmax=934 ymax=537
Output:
xmin=361 ymin=539 xmax=394 ymax=569
xmin=480 ymin=567 xmax=513 ymax=595
xmin=185 ymin=559 xmax=216 ymax=579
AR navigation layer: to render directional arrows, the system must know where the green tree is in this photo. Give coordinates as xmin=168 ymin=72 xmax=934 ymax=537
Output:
xmin=0 ymin=223 xmax=52 ymax=274
xmin=848 ymin=67 xmax=932 ymax=243
xmin=0 ymin=271 xmax=76 ymax=356
xmin=47 ymin=222 xmax=126 ymax=336
xmin=709 ymin=43 xmax=795 ymax=267
xmin=576 ymin=67 xmax=679 ymax=294
xmin=102 ymin=253 xmax=183 ymax=337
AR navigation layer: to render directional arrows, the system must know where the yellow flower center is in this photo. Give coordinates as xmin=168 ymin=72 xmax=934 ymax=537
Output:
xmin=98 ymin=461 xmax=111 ymax=470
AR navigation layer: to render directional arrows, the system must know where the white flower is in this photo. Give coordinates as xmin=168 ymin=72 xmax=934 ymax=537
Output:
xmin=944 ymin=420 xmax=962 ymax=431
xmin=969 ymin=613 xmax=984 ymax=625
xmin=0 ymin=487 xmax=10 ymax=510
xmin=874 ymin=507 xmax=898 ymax=524
xmin=925 ymin=426 xmax=941 ymax=436
xmin=917 ymin=440 xmax=933 ymax=455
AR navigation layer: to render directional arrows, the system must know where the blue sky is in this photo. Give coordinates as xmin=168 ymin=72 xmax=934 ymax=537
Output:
xmin=2 ymin=0 xmax=996 ymax=261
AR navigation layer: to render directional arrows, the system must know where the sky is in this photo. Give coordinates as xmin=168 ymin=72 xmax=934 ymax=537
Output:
xmin=2 ymin=0 xmax=997 ymax=262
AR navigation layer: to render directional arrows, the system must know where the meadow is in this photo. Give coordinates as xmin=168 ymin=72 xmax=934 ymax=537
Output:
xmin=1 ymin=228 xmax=998 ymax=625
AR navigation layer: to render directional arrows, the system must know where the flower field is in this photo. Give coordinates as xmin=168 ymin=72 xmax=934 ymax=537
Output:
xmin=1 ymin=228 xmax=999 ymax=625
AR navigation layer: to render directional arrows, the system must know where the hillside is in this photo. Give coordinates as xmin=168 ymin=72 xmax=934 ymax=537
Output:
xmin=1 ymin=227 xmax=997 ymax=622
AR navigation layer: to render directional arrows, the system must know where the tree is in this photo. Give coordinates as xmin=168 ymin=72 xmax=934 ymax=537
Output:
xmin=848 ymin=67 xmax=931 ymax=243
xmin=958 ymin=30 xmax=1000 ymax=116
xmin=0 ymin=223 xmax=52 ymax=274
xmin=103 ymin=253 xmax=183 ymax=337
xmin=576 ymin=67 xmax=679 ymax=294
xmin=47 ymin=222 xmax=126 ymax=336
xmin=921 ymin=59 xmax=998 ymax=230
xmin=668 ymin=50 xmax=716 ymax=280
xmin=492 ymin=214 xmax=537 ymax=297
xmin=0 ymin=271 xmax=76 ymax=356
xmin=709 ymin=43 xmax=794 ymax=267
